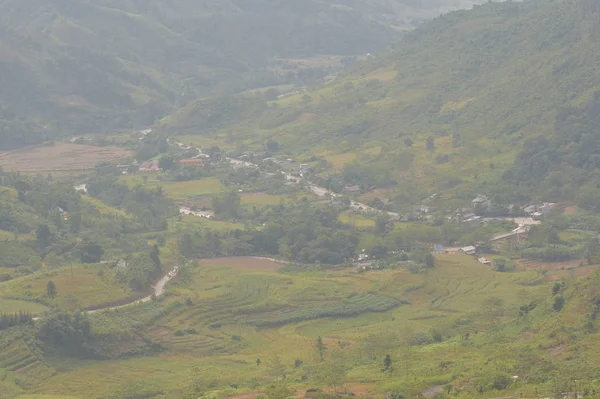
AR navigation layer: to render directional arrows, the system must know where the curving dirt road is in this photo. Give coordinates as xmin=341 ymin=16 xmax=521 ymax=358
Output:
xmin=33 ymin=266 xmax=179 ymax=320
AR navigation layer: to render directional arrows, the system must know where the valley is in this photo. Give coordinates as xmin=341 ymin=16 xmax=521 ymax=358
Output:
xmin=3 ymin=1 xmax=600 ymax=399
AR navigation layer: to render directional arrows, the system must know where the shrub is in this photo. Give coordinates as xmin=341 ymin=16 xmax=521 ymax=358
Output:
xmin=174 ymin=329 xmax=185 ymax=336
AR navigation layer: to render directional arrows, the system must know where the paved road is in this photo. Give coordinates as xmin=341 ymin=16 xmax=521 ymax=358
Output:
xmin=33 ymin=266 xmax=179 ymax=320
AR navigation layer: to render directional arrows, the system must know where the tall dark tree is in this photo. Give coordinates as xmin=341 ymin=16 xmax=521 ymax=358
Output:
xmin=47 ymin=280 xmax=57 ymax=299
xmin=315 ymin=336 xmax=327 ymax=361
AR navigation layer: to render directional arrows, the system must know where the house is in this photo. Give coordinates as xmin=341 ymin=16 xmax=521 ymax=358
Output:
xmin=460 ymin=246 xmax=477 ymax=255
xmin=178 ymin=159 xmax=204 ymax=168
xmin=478 ymin=257 xmax=492 ymax=265
xmin=139 ymin=160 xmax=160 ymax=172
xmin=74 ymin=184 xmax=88 ymax=194
xmin=472 ymin=195 xmax=492 ymax=211
xmin=523 ymin=205 xmax=537 ymax=215
xmin=179 ymin=207 xmax=213 ymax=219
xmin=416 ymin=205 xmax=432 ymax=214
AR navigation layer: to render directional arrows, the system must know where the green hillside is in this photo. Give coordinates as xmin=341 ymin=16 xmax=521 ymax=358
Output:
xmin=0 ymin=0 xmax=487 ymax=150
xmin=159 ymin=0 xmax=600 ymax=208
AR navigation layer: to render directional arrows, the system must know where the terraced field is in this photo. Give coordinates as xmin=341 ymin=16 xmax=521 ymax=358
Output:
xmin=0 ymin=328 xmax=54 ymax=395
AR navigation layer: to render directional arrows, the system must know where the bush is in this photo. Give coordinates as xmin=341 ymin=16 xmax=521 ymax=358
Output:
xmin=174 ymin=329 xmax=185 ymax=336
xmin=553 ymin=296 xmax=565 ymax=312
xmin=492 ymin=375 xmax=510 ymax=390
xmin=410 ymin=331 xmax=433 ymax=346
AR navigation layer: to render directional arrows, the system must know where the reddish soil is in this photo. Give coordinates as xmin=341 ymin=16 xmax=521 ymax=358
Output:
xmin=15 ymin=360 xmax=40 ymax=373
xmin=0 ymin=143 xmax=131 ymax=173
xmin=197 ymin=257 xmax=283 ymax=272
xmin=322 ymin=337 xmax=355 ymax=350
xmin=563 ymin=205 xmax=578 ymax=215
xmin=548 ymin=343 xmax=567 ymax=357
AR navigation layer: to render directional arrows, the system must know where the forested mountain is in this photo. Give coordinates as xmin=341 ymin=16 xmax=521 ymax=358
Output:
xmin=160 ymin=0 xmax=600 ymax=208
xmin=0 ymin=0 xmax=487 ymax=150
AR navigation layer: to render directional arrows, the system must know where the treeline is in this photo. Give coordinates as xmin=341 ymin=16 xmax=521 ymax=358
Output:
xmin=503 ymin=92 xmax=600 ymax=206
xmin=178 ymin=203 xmax=359 ymax=264
xmin=87 ymin=175 xmax=177 ymax=231
xmin=0 ymin=169 xmax=173 ymax=274
xmin=0 ymin=312 xmax=33 ymax=331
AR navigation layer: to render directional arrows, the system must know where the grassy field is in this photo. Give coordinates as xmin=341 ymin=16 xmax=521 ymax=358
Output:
xmin=338 ymin=211 xmax=376 ymax=228
xmin=240 ymin=193 xmax=286 ymax=207
xmin=81 ymin=196 xmax=132 ymax=219
xmin=0 ymin=264 xmax=134 ymax=310
xmin=0 ymin=143 xmax=130 ymax=173
xmin=0 ymin=299 xmax=49 ymax=315
xmin=119 ymin=176 xmax=225 ymax=200
xmin=20 ymin=254 xmax=555 ymax=399
xmin=169 ymin=215 xmax=245 ymax=232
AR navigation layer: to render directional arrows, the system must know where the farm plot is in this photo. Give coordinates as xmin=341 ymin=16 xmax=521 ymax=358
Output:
xmin=0 ymin=264 xmax=134 ymax=310
xmin=0 ymin=143 xmax=130 ymax=173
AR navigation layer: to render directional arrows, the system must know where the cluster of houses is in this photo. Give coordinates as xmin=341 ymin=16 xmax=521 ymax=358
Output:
xmin=179 ymin=207 xmax=213 ymax=219
xmin=524 ymin=202 xmax=556 ymax=219
xmin=139 ymin=160 xmax=160 ymax=173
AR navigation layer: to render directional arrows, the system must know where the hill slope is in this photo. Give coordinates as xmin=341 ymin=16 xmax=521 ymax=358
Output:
xmin=159 ymin=0 xmax=600 ymax=208
xmin=0 ymin=0 xmax=489 ymax=150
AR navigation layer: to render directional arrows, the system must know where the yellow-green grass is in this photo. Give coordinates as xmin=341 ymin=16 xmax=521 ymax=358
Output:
xmin=338 ymin=212 xmax=376 ymax=228
xmin=169 ymin=215 xmax=245 ymax=232
xmin=30 ymin=255 xmax=553 ymax=398
xmin=0 ymin=231 xmax=31 ymax=241
xmin=120 ymin=176 xmax=225 ymax=200
xmin=0 ymin=265 xmax=133 ymax=309
xmin=14 ymin=396 xmax=79 ymax=399
xmin=0 ymin=299 xmax=49 ymax=315
xmin=81 ymin=196 xmax=131 ymax=219
xmin=325 ymin=152 xmax=358 ymax=169
xmin=240 ymin=193 xmax=286 ymax=207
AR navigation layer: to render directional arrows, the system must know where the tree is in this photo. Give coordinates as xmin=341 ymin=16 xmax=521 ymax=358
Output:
xmin=494 ymin=258 xmax=507 ymax=272
xmin=426 ymin=136 xmax=435 ymax=151
xmin=79 ymin=241 xmax=104 ymax=263
xmin=382 ymin=354 xmax=392 ymax=374
xmin=375 ymin=215 xmax=389 ymax=236
xmin=265 ymin=139 xmax=280 ymax=153
xmin=315 ymin=336 xmax=327 ymax=361
xmin=47 ymin=280 xmax=57 ymax=299
xmin=481 ymin=297 xmax=504 ymax=325
xmin=36 ymin=224 xmax=53 ymax=248
xmin=553 ymin=295 xmax=565 ymax=312
xmin=159 ymin=155 xmax=175 ymax=171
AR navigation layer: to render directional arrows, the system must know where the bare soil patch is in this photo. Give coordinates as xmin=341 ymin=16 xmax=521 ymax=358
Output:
xmin=563 ymin=205 xmax=578 ymax=215
xmin=197 ymin=257 xmax=283 ymax=272
xmin=0 ymin=143 xmax=131 ymax=173
xmin=297 ymin=113 xmax=318 ymax=122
